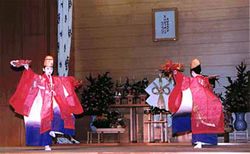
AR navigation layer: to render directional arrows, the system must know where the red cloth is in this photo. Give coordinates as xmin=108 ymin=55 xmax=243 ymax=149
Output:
xmin=168 ymin=71 xmax=224 ymax=134
xmin=168 ymin=72 xmax=191 ymax=113
xmin=10 ymin=68 xmax=83 ymax=133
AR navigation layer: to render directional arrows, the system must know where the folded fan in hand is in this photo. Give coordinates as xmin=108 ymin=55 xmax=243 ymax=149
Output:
xmin=10 ymin=60 xmax=32 ymax=67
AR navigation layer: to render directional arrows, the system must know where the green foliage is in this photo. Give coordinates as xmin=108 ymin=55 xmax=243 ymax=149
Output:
xmin=224 ymin=62 xmax=249 ymax=113
xmin=114 ymin=77 xmax=149 ymax=97
xmin=81 ymin=72 xmax=115 ymax=115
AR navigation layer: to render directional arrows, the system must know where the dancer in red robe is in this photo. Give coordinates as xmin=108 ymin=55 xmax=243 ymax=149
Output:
xmin=168 ymin=59 xmax=224 ymax=148
xmin=10 ymin=56 xmax=83 ymax=150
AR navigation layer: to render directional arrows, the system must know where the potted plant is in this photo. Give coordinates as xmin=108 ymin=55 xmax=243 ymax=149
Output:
xmin=80 ymin=72 xmax=115 ymax=131
xmin=223 ymin=62 xmax=249 ymax=131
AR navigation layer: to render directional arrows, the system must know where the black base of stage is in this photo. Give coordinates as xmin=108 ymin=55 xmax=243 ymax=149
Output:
xmin=0 ymin=143 xmax=249 ymax=153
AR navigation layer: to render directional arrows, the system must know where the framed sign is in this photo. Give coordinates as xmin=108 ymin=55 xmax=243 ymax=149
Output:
xmin=152 ymin=8 xmax=178 ymax=42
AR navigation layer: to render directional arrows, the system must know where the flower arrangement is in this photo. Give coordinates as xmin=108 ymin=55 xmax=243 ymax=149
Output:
xmin=160 ymin=60 xmax=184 ymax=79
xmin=109 ymin=110 xmax=126 ymax=128
xmin=92 ymin=110 xmax=126 ymax=128
xmin=92 ymin=112 xmax=110 ymax=128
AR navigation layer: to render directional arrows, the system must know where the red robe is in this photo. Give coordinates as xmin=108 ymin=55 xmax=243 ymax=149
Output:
xmin=168 ymin=71 xmax=224 ymax=134
xmin=10 ymin=68 xmax=83 ymax=133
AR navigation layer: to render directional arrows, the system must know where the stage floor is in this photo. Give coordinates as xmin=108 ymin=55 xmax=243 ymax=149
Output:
xmin=0 ymin=143 xmax=249 ymax=154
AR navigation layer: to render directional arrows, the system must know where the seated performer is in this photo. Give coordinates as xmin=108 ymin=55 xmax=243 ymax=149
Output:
xmin=168 ymin=59 xmax=224 ymax=148
xmin=10 ymin=56 xmax=83 ymax=150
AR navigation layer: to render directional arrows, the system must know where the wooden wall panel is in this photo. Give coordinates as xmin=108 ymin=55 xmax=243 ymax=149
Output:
xmin=75 ymin=53 xmax=249 ymax=71
xmin=0 ymin=0 xmax=25 ymax=146
xmin=74 ymin=0 xmax=249 ymax=97
xmin=75 ymin=42 xmax=249 ymax=60
xmin=75 ymin=7 xmax=249 ymax=28
xmin=75 ymin=0 xmax=248 ymax=17
xmin=0 ymin=106 xmax=25 ymax=146
xmin=74 ymin=30 xmax=249 ymax=50
xmin=23 ymin=0 xmax=45 ymax=35
xmin=0 ymin=0 xmax=57 ymax=146
xmin=75 ymin=18 xmax=249 ymax=40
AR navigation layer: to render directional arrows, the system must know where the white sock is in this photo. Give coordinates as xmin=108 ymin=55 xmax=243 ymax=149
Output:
xmin=49 ymin=131 xmax=56 ymax=138
xmin=194 ymin=142 xmax=202 ymax=149
xmin=49 ymin=131 xmax=63 ymax=138
xmin=44 ymin=145 xmax=51 ymax=151
xmin=54 ymin=131 xmax=64 ymax=135
xmin=71 ymin=137 xmax=80 ymax=144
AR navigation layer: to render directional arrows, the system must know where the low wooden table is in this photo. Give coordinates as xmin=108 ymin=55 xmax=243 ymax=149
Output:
xmin=87 ymin=128 xmax=125 ymax=143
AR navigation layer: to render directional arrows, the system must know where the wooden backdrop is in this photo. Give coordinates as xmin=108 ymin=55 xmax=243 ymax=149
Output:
xmin=73 ymin=0 xmax=249 ymax=142
xmin=0 ymin=0 xmax=57 ymax=146
xmin=0 ymin=0 xmax=249 ymax=146
xmin=73 ymin=0 xmax=250 ymax=95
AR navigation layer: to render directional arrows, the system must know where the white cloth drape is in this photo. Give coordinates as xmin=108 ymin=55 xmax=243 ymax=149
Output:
xmin=58 ymin=0 xmax=73 ymax=77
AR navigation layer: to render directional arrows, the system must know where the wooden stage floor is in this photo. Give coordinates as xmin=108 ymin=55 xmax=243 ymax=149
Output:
xmin=0 ymin=143 xmax=249 ymax=154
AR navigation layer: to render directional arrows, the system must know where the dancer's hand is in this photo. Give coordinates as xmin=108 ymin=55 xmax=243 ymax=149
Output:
xmin=24 ymin=64 xmax=29 ymax=70
xmin=208 ymin=74 xmax=219 ymax=78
